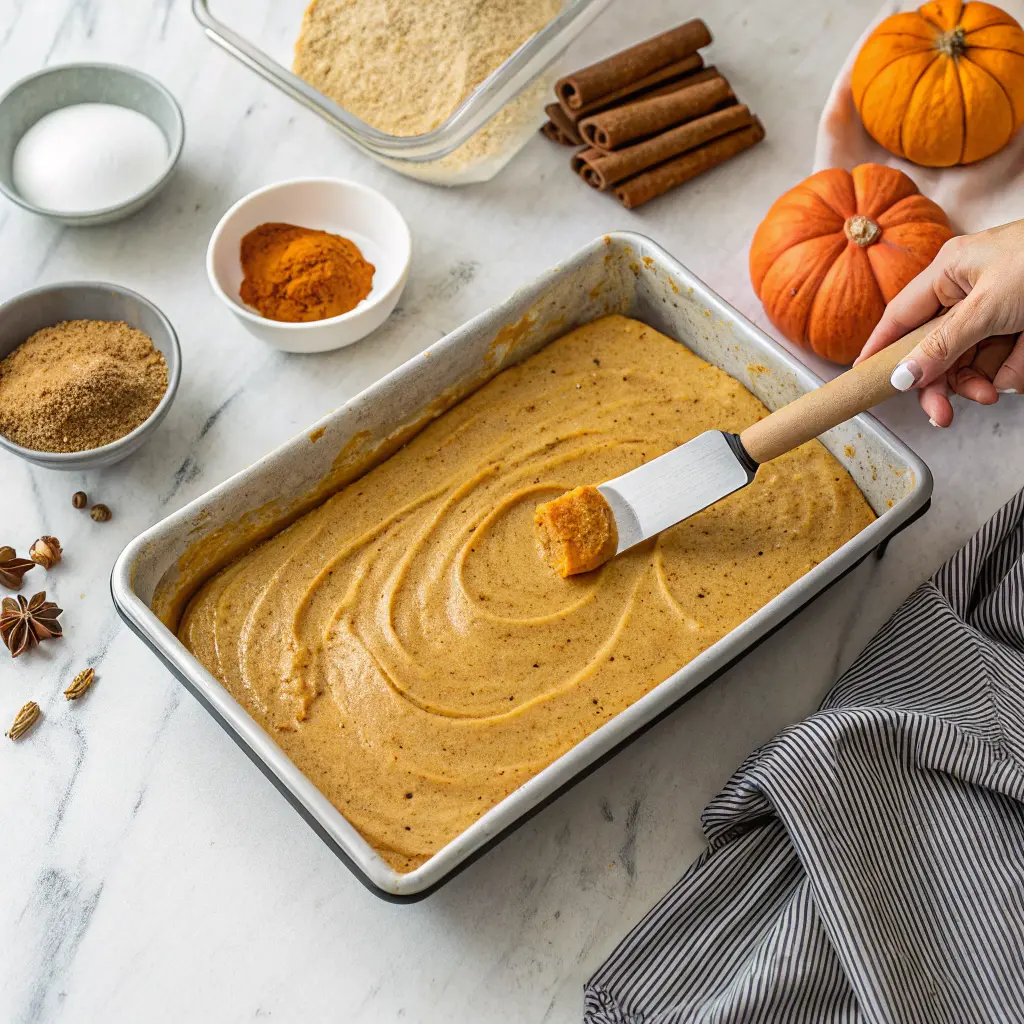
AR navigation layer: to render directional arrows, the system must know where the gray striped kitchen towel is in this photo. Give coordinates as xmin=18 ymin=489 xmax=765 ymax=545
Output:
xmin=585 ymin=489 xmax=1024 ymax=1023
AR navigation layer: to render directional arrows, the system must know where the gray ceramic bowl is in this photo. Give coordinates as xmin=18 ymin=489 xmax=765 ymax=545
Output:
xmin=0 ymin=64 xmax=184 ymax=226
xmin=0 ymin=282 xmax=181 ymax=470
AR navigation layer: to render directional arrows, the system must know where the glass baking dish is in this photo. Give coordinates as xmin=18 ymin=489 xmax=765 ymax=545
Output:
xmin=192 ymin=0 xmax=611 ymax=185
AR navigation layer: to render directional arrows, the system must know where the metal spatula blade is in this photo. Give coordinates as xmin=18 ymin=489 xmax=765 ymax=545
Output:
xmin=592 ymin=316 xmax=942 ymax=557
xmin=598 ymin=431 xmax=756 ymax=554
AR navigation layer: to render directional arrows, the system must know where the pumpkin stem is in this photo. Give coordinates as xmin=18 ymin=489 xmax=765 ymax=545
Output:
xmin=936 ymin=26 xmax=967 ymax=59
xmin=844 ymin=214 xmax=881 ymax=247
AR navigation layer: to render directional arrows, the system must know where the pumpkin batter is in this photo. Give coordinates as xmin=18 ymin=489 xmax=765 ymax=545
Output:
xmin=535 ymin=485 xmax=619 ymax=577
xmin=179 ymin=315 xmax=875 ymax=872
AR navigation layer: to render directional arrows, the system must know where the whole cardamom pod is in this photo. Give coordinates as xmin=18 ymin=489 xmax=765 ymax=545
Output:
xmin=6 ymin=701 xmax=40 ymax=740
xmin=65 ymin=667 xmax=95 ymax=700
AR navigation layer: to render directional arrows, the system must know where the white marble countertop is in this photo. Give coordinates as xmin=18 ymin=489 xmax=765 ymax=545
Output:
xmin=2 ymin=2 xmax=1022 ymax=1021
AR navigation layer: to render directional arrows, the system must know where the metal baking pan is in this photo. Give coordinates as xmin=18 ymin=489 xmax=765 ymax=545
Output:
xmin=112 ymin=232 xmax=931 ymax=900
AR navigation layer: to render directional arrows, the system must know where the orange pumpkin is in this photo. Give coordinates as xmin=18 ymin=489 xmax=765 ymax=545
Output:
xmin=852 ymin=0 xmax=1024 ymax=166
xmin=749 ymin=164 xmax=953 ymax=364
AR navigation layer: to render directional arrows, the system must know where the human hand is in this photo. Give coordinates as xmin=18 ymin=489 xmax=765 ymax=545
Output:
xmin=855 ymin=220 xmax=1024 ymax=427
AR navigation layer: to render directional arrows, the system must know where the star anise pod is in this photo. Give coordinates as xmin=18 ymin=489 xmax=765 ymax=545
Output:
xmin=0 ymin=546 xmax=35 ymax=590
xmin=0 ymin=591 xmax=63 ymax=659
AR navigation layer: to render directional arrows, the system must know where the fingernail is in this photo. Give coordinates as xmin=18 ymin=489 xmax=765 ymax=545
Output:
xmin=891 ymin=360 xmax=923 ymax=391
xmin=997 ymin=388 xmax=1018 ymax=395
xmin=928 ymin=417 xmax=940 ymax=427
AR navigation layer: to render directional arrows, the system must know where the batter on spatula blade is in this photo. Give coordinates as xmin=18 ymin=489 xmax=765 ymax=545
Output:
xmin=535 ymin=485 xmax=618 ymax=577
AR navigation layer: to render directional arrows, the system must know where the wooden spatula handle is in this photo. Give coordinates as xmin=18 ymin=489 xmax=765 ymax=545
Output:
xmin=739 ymin=315 xmax=943 ymax=465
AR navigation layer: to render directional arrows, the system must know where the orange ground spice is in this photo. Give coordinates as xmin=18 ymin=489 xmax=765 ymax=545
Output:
xmin=239 ymin=222 xmax=375 ymax=323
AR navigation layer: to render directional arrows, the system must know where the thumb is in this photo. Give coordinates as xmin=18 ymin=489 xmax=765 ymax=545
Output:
xmin=890 ymin=292 xmax=995 ymax=392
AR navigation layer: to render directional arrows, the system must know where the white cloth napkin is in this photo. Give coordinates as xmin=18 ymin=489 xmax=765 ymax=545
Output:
xmin=813 ymin=0 xmax=1024 ymax=233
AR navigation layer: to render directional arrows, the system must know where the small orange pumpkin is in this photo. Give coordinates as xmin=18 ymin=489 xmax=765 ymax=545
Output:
xmin=749 ymin=164 xmax=953 ymax=364
xmin=852 ymin=0 xmax=1024 ymax=166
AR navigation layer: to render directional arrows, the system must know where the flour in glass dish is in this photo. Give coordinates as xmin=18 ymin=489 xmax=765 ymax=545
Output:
xmin=294 ymin=0 xmax=561 ymax=135
xmin=293 ymin=0 xmax=561 ymax=175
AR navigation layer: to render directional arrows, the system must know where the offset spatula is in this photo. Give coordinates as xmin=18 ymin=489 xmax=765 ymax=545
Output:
xmin=597 ymin=316 xmax=941 ymax=557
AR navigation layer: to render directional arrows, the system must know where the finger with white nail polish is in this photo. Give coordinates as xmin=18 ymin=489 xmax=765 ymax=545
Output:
xmin=891 ymin=360 xmax=923 ymax=391
xmin=857 ymin=221 xmax=1024 ymax=424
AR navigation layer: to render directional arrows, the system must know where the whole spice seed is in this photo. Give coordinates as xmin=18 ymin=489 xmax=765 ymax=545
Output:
xmin=29 ymin=536 xmax=62 ymax=569
xmin=0 ymin=546 xmax=35 ymax=590
xmin=0 ymin=319 xmax=168 ymax=453
xmin=0 ymin=591 xmax=63 ymax=659
xmin=90 ymin=503 xmax=112 ymax=522
xmin=64 ymin=667 xmax=95 ymax=700
xmin=6 ymin=701 xmax=40 ymax=740
xmin=72 ymin=491 xmax=88 ymax=509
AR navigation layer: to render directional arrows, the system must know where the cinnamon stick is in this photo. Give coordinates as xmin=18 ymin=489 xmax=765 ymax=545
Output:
xmin=614 ymin=119 xmax=765 ymax=210
xmin=575 ymin=105 xmax=756 ymax=190
xmin=561 ymin=54 xmax=705 ymax=123
xmin=580 ymin=74 xmax=735 ymax=151
xmin=542 ymin=121 xmax=571 ymax=145
xmin=555 ymin=19 xmax=713 ymax=111
xmin=541 ymin=104 xmax=582 ymax=145
xmin=569 ymin=147 xmax=598 ymax=175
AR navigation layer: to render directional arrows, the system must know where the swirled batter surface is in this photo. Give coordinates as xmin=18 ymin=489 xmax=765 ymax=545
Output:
xmin=180 ymin=316 xmax=874 ymax=872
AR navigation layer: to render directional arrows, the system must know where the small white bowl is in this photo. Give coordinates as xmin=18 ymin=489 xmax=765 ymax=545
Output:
xmin=206 ymin=178 xmax=411 ymax=354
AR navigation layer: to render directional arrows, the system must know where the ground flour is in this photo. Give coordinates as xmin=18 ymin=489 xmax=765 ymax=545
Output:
xmin=294 ymin=0 xmax=561 ymax=177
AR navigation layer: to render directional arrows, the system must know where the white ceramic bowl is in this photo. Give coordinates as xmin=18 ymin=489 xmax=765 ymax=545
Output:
xmin=206 ymin=178 xmax=411 ymax=354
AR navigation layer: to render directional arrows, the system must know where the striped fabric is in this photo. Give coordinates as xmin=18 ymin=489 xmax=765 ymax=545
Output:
xmin=585 ymin=490 xmax=1024 ymax=1023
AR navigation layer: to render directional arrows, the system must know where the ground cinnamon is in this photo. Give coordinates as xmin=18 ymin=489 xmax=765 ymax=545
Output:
xmin=239 ymin=223 xmax=375 ymax=323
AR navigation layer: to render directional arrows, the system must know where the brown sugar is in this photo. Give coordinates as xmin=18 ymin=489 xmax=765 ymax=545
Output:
xmin=239 ymin=223 xmax=375 ymax=323
xmin=0 ymin=319 xmax=168 ymax=453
